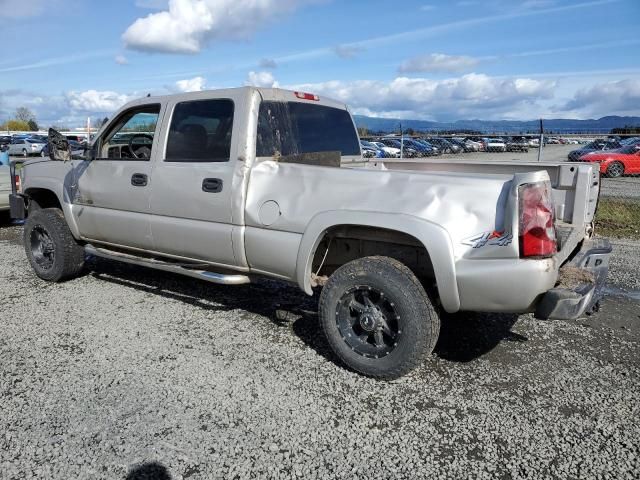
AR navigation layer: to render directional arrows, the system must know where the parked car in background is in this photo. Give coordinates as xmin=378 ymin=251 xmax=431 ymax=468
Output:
xmin=40 ymin=140 xmax=85 ymax=158
xmin=620 ymin=137 xmax=640 ymax=147
xmin=427 ymin=138 xmax=458 ymax=154
xmin=400 ymin=138 xmax=436 ymax=157
xmin=486 ymin=138 xmax=507 ymax=152
xmin=506 ymin=137 xmax=529 ymax=152
xmin=7 ymin=138 xmax=46 ymax=157
xmin=568 ymin=139 xmax=622 ymax=161
xmin=0 ymin=136 xmax=12 ymax=147
xmin=411 ymin=139 xmax=441 ymax=156
xmin=463 ymin=138 xmax=483 ymax=151
xmin=447 ymin=138 xmax=473 ymax=153
xmin=378 ymin=138 xmax=419 ymax=158
xmin=528 ymin=138 xmax=540 ymax=148
xmin=28 ymin=134 xmax=48 ymax=143
xmin=371 ymin=141 xmax=401 ymax=158
xmin=360 ymin=140 xmax=385 ymax=157
xmin=578 ymin=145 xmax=640 ymax=177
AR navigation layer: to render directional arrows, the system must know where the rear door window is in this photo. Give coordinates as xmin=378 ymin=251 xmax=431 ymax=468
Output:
xmin=257 ymin=101 xmax=360 ymax=157
xmin=165 ymin=99 xmax=234 ymax=162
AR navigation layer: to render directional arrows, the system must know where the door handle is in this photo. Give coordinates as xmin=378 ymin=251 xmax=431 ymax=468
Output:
xmin=202 ymin=178 xmax=223 ymax=193
xmin=131 ymin=173 xmax=148 ymax=187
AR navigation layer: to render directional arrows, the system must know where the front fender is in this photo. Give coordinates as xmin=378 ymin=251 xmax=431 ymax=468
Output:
xmin=295 ymin=210 xmax=460 ymax=313
xmin=24 ymin=175 xmax=80 ymax=239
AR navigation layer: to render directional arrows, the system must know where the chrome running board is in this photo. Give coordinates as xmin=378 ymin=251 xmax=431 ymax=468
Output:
xmin=85 ymin=245 xmax=251 ymax=286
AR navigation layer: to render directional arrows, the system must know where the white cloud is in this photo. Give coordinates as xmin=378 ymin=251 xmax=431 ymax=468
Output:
xmin=65 ymin=90 xmax=134 ymax=113
xmin=399 ymin=53 xmax=481 ymax=73
xmin=123 ymin=0 xmax=314 ymax=54
xmin=114 ymin=55 xmax=129 ymax=65
xmin=291 ymin=73 xmax=556 ymax=120
xmin=564 ymin=79 xmax=640 ymax=116
xmin=333 ymin=44 xmax=363 ymax=59
xmin=246 ymin=71 xmax=279 ymax=88
xmin=175 ymin=76 xmax=207 ymax=92
xmin=420 ymin=4 xmax=436 ymax=10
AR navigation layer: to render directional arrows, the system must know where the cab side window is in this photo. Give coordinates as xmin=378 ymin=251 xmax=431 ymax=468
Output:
xmin=165 ymin=99 xmax=234 ymax=163
xmin=98 ymin=105 xmax=160 ymax=160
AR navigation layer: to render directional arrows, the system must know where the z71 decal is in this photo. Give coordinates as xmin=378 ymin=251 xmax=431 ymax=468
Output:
xmin=462 ymin=230 xmax=513 ymax=248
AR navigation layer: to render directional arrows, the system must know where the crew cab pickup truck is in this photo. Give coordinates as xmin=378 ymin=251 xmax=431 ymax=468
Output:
xmin=9 ymin=87 xmax=612 ymax=379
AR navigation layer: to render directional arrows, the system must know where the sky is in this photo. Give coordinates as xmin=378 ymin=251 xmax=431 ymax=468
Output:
xmin=0 ymin=0 xmax=639 ymax=127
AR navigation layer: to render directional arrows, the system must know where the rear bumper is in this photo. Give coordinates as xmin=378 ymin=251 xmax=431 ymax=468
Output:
xmin=9 ymin=193 xmax=26 ymax=219
xmin=535 ymin=238 xmax=612 ymax=320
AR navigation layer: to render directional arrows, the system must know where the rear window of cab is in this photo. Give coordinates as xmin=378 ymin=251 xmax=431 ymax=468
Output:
xmin=256 ymin=101 xmax=360 ymax=157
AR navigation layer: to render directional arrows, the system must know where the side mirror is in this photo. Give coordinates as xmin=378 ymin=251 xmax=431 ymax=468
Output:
xmin=48 ymin=128 xmax=72 ymax=161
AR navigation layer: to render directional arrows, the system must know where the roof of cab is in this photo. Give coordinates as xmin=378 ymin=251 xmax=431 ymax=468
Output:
xmin=125 ymin=86 xmax=348 ymax=111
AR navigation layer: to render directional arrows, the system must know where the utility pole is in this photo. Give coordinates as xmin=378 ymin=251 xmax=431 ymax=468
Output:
xmin=537 ymin=119 xmax=544 ymax=162
xmin=399 ymin=122 xmax=404 ymax=159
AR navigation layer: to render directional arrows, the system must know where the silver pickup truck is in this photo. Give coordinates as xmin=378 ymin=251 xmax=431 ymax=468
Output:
xmin=9 ymin=87 xmax=611 ymax=379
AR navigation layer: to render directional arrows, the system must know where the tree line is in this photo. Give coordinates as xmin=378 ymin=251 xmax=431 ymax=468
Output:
xmin=1 ymin=107 xmax=39 ymax=132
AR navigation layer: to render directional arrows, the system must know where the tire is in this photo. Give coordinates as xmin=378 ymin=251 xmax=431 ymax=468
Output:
xmin=23 ymin=208 xmax=85 ymax=282
xmin=22 ymin=148 xmax=28 ymax=157
xmin=318 ymin=256 xmax=440 ymax=379
xmin=606 ymin=161 xmax=624 ymax=178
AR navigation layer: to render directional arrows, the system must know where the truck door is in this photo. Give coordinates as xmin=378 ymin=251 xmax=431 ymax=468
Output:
xmin=72 ymin=103 xmax=163 ymax=249
xmin=148 ymin=96 xmax=239 ymax=267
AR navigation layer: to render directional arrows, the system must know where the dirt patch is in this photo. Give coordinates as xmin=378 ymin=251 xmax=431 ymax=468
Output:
xmin=557 ymin=265 xmax=595 ymax=288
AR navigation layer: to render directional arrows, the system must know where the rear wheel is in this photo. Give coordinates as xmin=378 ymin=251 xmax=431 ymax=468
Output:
xmin=606 ymin=161 xmax=624 ymax=178
xmin=23 ymin=208 xmax=85 ymax=282
xmin=22 ymin=148 xmax=28 ymax=157
xmin=318 ymin=256 xmax=440 ymax=379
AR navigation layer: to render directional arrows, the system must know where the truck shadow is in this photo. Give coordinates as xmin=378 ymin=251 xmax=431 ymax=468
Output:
xmin=89 ymin=258 xmax=526 ymax=366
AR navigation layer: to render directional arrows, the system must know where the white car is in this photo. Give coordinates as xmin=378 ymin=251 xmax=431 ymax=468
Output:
xmin=486 ymin=138 xmax=507 ymax=152
xmin=8 ymin=138 xmax=46 ymax=157
xmin=528 ymin=138 xmax=540 ymax=148
xmin=371 ymin=141 xmax=401 ymax=158
xmin=464 ymin=139 xmax=482 ymax=152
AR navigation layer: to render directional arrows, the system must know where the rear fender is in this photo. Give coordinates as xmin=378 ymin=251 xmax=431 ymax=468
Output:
xmin=295 ymin=210 xmax=460 ymax=313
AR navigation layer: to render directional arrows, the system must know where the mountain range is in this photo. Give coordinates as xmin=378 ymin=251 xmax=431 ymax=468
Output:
xmin=353 ymin=115 xmax=640 ymax=134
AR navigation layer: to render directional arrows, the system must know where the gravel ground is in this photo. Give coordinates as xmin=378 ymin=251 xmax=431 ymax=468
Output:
xmin=1 ymin=221 xmax=639 ymax=480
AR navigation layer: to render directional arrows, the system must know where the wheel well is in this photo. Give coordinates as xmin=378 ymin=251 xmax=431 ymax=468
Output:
xmin=311 ymin=225 xmax=437 ymax=291
xmin=25 ymin=188 xmax=62 ymax=211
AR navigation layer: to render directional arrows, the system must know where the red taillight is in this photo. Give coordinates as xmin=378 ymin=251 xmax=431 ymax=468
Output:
xmin=14 ymin=175 xmax=21 ymax=193
xmin=518 ymin=182 xmax=557 ymax=258
xmin=294 ymin=91 xmax=319 ymax=101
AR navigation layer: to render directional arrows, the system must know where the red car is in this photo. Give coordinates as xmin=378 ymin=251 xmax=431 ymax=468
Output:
xmin=578 ymin=145 xmax=640 ymax=177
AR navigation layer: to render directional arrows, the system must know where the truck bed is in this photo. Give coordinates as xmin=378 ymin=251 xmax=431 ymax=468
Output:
xmin=362 ymin=158 xmax=600 ymax=261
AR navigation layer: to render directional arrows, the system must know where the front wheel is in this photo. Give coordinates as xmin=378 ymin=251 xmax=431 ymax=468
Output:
xmin=606 ymin=161 xmax=624 ymax=178
xmin=22 ymin=148 xmax=28 ymax=157
xmin=318 ymin=256 xmax=440 ymax=379
xmin=23 ymin=208 xmax=85 ymax=282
